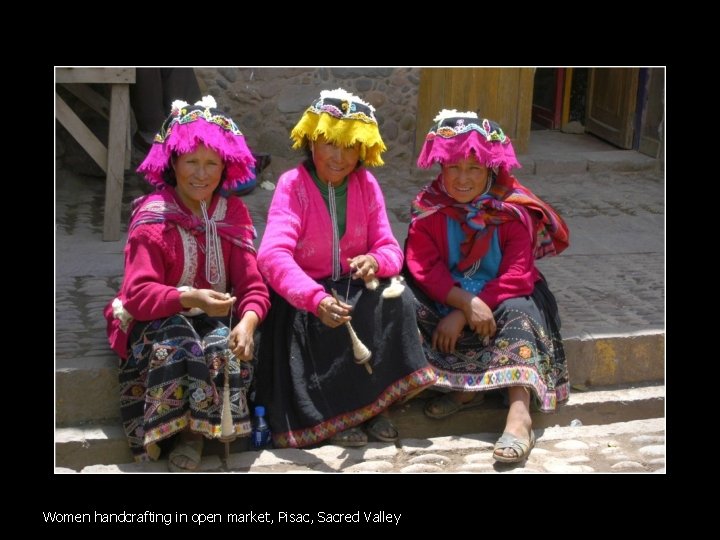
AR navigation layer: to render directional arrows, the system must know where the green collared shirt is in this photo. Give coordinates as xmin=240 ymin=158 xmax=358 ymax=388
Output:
xmin=308 ymin=163 xmax=348 ymax=237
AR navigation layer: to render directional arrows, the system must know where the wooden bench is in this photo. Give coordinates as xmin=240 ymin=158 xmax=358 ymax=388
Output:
xmin=55 ymin=68 xmax=136 ymax=241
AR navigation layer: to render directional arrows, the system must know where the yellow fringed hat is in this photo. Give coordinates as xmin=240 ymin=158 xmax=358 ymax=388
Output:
xmin=290 ymin=88 xmax=387 ymax=166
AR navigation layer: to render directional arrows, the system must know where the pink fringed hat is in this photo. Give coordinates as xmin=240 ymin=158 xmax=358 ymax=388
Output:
xmin=137 ymin=96 xmax=256 ymax=190
xmin=417 ymin=109 xmax=520 ymax=171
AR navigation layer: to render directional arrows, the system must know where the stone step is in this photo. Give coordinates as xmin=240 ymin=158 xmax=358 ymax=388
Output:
xmin=56 ymin=356 xmax=118 ymax=425
xmin=56 ymin=330 xmax=664 ymax=426
xmin=56 ymin=383 xmax=664 ymax=471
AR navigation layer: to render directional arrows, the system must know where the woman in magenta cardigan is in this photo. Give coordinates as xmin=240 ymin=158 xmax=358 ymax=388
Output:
xmin=406 ymin=110 xmax=570 ymax=463
xmin=104 ymin=96 xmax=270 ymax=471
xmin=255 ymin=89 xmax=436 ymax=448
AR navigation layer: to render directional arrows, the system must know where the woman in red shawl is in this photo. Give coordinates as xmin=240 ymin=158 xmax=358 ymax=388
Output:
xmin=406 ymin=110 xmax=570 ymax=463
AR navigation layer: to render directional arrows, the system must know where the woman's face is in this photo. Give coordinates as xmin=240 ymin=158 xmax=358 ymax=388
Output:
xmin=441 ymin=155 xmax=490 ymax=203
xmin=311 ymin=135 xmax=361 ymax=186
xmin=172 ymin=144 xmax=224 ymax=212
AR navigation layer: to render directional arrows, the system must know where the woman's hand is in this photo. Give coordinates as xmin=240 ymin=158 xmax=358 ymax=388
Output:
xmin=347 ymin=255 xmax=378 ymax=284
xmin=228 ymin=311 xmax=259 ymax=361
xmin=317 ymin=296 xmax=352 ymax=328
xmin=463 ymin=297 xmax=496 ymax=339
xmin=432 ymin=309 xmax=467 ymax=353
xmin=180 ymin=289 xmax=236 ymax=317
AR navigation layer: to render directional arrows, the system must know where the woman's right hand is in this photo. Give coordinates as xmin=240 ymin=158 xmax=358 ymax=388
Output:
xmin=180 ymin=289 xmax=236 ymax=317
xmin=432 ymin=309 xmax=467 ymax=353
xmin=317 ymin=296 xmax=352 ymax=328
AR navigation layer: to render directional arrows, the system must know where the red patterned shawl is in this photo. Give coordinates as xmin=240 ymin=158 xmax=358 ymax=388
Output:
xmin=410 ymin=170 xmax=569 ymax=272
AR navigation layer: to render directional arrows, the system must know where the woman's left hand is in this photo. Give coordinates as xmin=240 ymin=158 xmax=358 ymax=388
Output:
xmin=347 ymin=255 xmax=378 ymax=283
xmin=228 ymin=311 xmax=259 ymax=361
xmin=464 ymin=297 xmax=496 ymax=338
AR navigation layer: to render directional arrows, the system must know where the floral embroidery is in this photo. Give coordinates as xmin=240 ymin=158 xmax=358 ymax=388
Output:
xmin=192 ymin=388 xmax=207 ymax=403
xmin=518 ymin=345 xmax=533 ymax=359
xmin=156 ymin=403 xmax=170 ymax=415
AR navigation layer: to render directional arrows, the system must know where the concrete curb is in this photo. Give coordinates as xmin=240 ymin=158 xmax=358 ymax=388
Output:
xmin=56 ymin=331 xmax=665 ymax=427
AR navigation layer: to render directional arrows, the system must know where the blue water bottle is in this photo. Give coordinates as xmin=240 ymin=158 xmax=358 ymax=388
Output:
xmin=252 ymin=406 xmax=272 ymax=449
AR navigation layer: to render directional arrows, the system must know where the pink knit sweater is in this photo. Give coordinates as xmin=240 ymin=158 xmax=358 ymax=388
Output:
xmin=257 ymin=165 xmax=403 ymax=314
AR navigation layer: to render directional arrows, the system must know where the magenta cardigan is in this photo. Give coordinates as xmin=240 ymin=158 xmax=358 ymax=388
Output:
xmin=406 ymin=213 xmax=540 ymax=310
xmin=105 ymin=193 xmax=270 ymax=359
xmin=257 ymin=164 xmax=403 ymax=315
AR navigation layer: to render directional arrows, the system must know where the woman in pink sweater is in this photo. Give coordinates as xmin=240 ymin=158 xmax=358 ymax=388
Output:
xmin=406 ymin=110 xmax=570 ymax=463
xmin=104 ymin=96 xmax=270 ymax=470
xmin=255 ymin=89 xmax=436 ymax=448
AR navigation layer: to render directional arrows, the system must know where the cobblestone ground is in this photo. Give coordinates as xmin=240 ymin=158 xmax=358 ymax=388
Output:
xmin=72 ymin=418 xmax=665 ymax=474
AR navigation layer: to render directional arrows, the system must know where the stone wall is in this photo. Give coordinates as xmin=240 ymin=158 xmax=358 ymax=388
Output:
xmin=194 ymin=68 xmax=422 ymax=181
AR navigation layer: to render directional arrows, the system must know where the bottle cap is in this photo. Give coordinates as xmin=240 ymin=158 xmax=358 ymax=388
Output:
xmin=255 ymin=405 xmax=265 ymax=416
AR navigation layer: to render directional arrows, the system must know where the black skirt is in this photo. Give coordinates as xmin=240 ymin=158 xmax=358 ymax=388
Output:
xmin=254 ymin=276 xmax=436 ymax=447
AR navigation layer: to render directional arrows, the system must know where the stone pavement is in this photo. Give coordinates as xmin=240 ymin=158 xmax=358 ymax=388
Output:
xmin=61 ymin=417 xmax=665 ymax=473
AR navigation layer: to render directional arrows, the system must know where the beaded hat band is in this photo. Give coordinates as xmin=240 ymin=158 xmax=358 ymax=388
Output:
xmin=137 ymin=96 xmax=256 ymax=189
xmin=290 ymin=88 xmax=387 ymax=167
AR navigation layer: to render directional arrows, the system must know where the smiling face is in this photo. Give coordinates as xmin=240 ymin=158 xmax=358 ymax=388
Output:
xmin=310 ymin=135 xmax=361 ymax=186
xmin=172 ymin=144 xmax=224 ymax=214
xmin=441 ymin=155 xmax=490 ymax=203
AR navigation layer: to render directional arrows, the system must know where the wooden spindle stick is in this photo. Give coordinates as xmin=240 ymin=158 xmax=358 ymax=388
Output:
xmin=331 ymin=289 xmax=373 ymax=375
xmin=219 ymin=294 xmax=236 ymax=459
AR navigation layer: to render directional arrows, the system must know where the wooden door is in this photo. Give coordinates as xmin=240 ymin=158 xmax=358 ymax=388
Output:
xmin=585 ymin=68 xmax=639 ymax=149
xmin=415 ymin=68 xmax=535 ymax=155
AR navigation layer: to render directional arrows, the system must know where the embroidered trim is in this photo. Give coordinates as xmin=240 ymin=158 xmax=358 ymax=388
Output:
xmin=274 ymin=366 xmax=436 ymax=448
xmin=177 ymin=227 xmax=199 ymax=288
xmin=175 ymin=198 xmax=228 ymax=293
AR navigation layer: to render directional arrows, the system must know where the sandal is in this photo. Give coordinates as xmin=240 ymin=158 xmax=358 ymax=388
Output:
xmin=365 ymin=416 xmax=399 ymax=443
xmin=493 ymin=430 xmax=535 ymax=463
xmin=168 ymin=437 xmax=204 ymax=472
xmin=424 ymin=393 xmax=485 ymax=419
xmin=329 ymin=426 xmax=367 ymax=447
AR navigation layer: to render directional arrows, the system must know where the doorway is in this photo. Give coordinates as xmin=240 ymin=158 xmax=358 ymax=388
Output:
xmin=532 ymin=68 xmax=589 ymax=130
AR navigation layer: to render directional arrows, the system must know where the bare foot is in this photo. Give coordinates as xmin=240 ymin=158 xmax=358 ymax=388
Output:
xmin=495 ymin=387 xmax=533 ymax=460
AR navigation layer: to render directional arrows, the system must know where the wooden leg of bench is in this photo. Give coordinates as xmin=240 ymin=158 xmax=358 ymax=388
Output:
xmin=103 ymin=84 xmax=130 ymax=241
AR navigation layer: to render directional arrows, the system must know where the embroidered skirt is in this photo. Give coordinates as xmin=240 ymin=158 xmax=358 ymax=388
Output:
xmin=254 ymin=277 xmax=437 ymax=448
xmin=412 ymin=278 xmax=569 ymax=411
xmin=119 ymin=314 xmax=253 ymax=462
